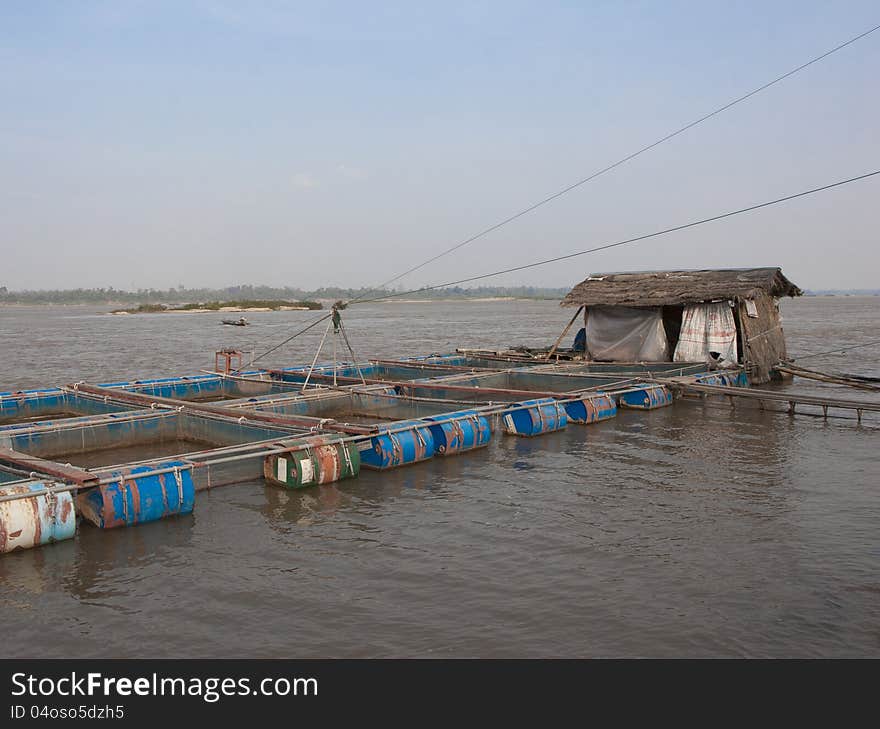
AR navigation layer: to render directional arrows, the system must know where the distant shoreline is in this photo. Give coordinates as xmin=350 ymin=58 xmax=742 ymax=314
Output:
xmin=107 ymin=299 xmax=323 ymax=315
xmin=0 ymin=293 xmax=877 ymax=309
xmin=0 ymin=296 xmax=561 ymax=309
xmin=0 ymin=285 xmax=572 ymax=307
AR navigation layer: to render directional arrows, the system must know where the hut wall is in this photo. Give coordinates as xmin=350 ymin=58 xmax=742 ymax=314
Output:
xmin=737 ymin=291 xmax=788 ymax=384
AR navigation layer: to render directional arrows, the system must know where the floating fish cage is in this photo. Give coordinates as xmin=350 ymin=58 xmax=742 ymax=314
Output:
xmin=0 ymin=352 xmax=747 ymax=554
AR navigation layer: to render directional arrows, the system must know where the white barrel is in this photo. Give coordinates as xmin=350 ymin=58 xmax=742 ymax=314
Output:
xmin=0 ymin=483 xmax=76 ymax=554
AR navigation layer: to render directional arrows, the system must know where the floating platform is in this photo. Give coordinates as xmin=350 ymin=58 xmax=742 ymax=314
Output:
xmin=0 ymin=353 xmax=747 ymax=553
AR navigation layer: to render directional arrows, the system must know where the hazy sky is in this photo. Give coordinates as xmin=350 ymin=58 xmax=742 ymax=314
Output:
xmin=2 ymin=1 xmax=878 ymax=292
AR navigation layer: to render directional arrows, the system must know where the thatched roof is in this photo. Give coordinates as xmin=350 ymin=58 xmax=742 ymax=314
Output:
xmin=561 ymin=267 xmax=801 ymax=308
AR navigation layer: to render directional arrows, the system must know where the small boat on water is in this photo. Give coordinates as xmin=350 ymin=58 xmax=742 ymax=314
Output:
xmin=221 ymin=317 xmax=249 ymax=327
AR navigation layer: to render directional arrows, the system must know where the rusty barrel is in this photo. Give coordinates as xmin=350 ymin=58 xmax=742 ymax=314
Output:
xmin=77 ymin=461 xmax=194 ymax=529
xmin=424 ymin=410 xmax=491 ymax=455
xmin=563 ymin=393 xmax=617 ymax=424
xmin=0 ymin=482 xmax=76 ymax=553
xmin=359 ymin=421 xmax=435 ymax=470
xmin=264 ymin=438 xmax=360 ymax=488
xmin=695 ymin=371 xmax=748 ymax=388
xmin=617 ymin=384 xmax=673 ymax=410
xmin=501 ymin=398 xmax=568 ymax=437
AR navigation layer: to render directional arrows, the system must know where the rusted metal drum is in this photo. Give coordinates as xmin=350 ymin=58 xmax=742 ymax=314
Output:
xmin=424 ymin=410 xmax=491 ymax=455
xmin=0 ymin=483 xmax=76 ymax=553
xmin=501 ymin=398 xmax=568 ymax=437
xmin=359 ymin=421 xmax=435 ymax=470
xmin=263 ymin=440 xmax=360 ymax=488
xmin=617 ymin=384 xmax=673 ymax=410
xmin=563 ymin=393 xmax=617 ymax=424
xmin=77 ymin=461 xmax=194 ymax=529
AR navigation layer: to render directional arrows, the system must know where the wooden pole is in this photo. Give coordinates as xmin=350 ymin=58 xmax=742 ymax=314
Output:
xmin=545 ymin=306 xmax=584 ymax=360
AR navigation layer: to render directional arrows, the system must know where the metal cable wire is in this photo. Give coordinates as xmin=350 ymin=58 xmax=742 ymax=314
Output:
xmin=346 ymin=169 xmax=880 ymax=306
xmin=347 ymin=22 xmax=880 ymax=301
xmin=788 ymin=339 xmax=880 ymax=361
xmin=247 ymin=24 xmax=880 ymax=363
xmin=248 ymin=312 xmax=333 ymax=366
xmin=232 ymin=169 xmax=879 ymax=366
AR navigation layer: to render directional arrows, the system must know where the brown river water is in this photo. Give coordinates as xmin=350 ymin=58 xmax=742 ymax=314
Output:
xmin=0 ymin=297 xmax=877 ymax=657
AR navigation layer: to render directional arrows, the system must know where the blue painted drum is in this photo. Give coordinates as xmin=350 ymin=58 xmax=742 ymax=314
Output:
xmin=424 ymin=410 xmax=492 ymax=455
xmin=501 ymin=398 xmax=568 ymax=436
xmin=695 ymin=370 xmax=749 ymax=388
xmin=562 ymin=393 xmax=617 ymax=424
xmin=0 ymin=483 xmax=76 ymax=553
xmin=359 ymin=421 xmax=436 ymax=470
xmin=77 ymin=461 xmax=195 ymax=529
xmin=617 ymin=385 xmax=673 ymax=410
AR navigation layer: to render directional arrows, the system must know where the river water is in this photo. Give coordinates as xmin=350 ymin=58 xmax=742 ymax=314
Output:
xmin=0 ymin=297 xmax=877 ymax=657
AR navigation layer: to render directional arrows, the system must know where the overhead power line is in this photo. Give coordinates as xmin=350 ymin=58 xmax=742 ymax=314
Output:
xmin=252 ymin=24 xmax=879 ymax=363
xmin=350 ymin=169 xmax=880 ymax=305
xmin=244 ymin=170 xmax=880 ymax=364
xmin=790 ymin=339 xmax=880 ymax=361
xmin=245 ymin=168 xmax=877 ymax=364
xmin=357 ymin=22 xmax=880 ymax=297
xmin=249 ymin=312 xmax=333 ymax=365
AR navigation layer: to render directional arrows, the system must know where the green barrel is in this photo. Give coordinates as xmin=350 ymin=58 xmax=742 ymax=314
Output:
xmin=264 ymin=440 xmax=360 ymax=488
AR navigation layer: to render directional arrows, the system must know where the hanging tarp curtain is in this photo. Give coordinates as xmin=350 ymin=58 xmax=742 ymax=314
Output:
xmin=584 ymin=306 xmax=670 ymax=361
xmin=673 ymin=301 xmax=739 ymax=366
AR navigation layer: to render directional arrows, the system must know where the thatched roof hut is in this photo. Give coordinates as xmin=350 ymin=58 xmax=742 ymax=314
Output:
xmin=559 ymin=267 xmax=802 ymax=384
xmin=560 ymin=268 xmax=802 ymax=308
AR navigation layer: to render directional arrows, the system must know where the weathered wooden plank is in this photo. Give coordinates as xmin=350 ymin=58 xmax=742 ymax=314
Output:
xmin=0 ymin=446 xmax=98 ymax=484
xmin=68 ymin=383 xmax=377 ymax=435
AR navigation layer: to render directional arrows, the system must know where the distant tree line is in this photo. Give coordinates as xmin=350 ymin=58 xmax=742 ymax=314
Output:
xmin=0 ymin=284 xmax=570 ymax=305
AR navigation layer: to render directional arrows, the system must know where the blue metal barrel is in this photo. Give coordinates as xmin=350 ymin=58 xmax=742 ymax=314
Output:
xmin=563 ymin=393 xmax=617 ymax=424
xmin=617 ymin=385 xmax=673 ymax=410
xmin=77 ymin=461 xmax=195 ymax=529
xmin=0 ymin=482 xmax=76 ymax=553
xmin=359 ymin=421 xmax=436 ymax=470
xmin=696 ymin=371 xmax=749 ymax=388
xmin=501 ymin=398 xmax=568 ymax=437
xmin=424 ymin=410 xmax=491 ymax=455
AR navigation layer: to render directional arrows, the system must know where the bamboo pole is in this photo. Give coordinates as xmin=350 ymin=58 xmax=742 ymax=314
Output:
xmin=544 ymin=306 xmax=584 ymax=360
xmin=774 ymin=364 xmax=880 ymax=392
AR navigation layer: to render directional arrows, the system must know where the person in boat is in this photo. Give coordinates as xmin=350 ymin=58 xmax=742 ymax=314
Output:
xmin=572 ymin=327 xmax=586 ymax=352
